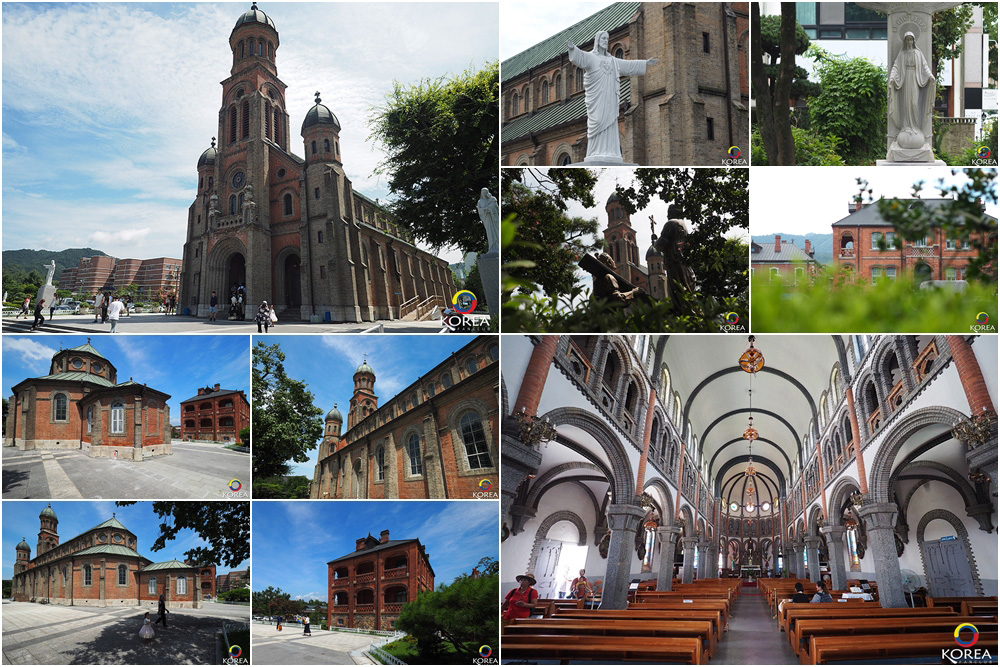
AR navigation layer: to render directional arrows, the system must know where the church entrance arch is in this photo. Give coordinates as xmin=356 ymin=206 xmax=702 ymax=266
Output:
xmin=206 ymin=238 xmax=248 ymax=316
xmin=913 ymin=262 xmax=932 ymax=285
xmin=284 ymin=254 xmax=301 ymax=308
xmin=527 ymin=511 xmax=589 ymax=600
xmin=228 ymin=253 xmax=246 ymax=292
xmin=274 ymin=246 xmax=303 ymax=315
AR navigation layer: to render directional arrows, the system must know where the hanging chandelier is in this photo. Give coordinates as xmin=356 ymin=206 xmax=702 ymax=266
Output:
xmin=739 ymin=335 xmax=765 ymax=374
xmin=738 ymin=335 xmax=763 ymax=510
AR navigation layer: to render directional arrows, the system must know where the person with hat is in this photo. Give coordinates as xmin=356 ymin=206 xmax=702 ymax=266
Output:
xmin=502 ymin=573 xmax=539 ymax=623
xmin=255 ymin=300 xmax=271 ymax=333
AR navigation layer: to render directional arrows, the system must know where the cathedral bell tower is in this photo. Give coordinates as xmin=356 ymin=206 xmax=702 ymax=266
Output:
xmin=15 ymin=538 xmax=31 ymax=574
xmin=37 ymin=504 xmax=59 ymax=557
xmin=347 ymin=359 xmax=379 ymax=431
xmin=323 ymin=404 xmax=343 ymax=456
xmin=604 ymin=192 xmax=639 ymax=273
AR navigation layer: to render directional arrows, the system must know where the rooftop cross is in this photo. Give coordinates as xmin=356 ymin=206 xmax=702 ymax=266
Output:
xmin=315 ymin=91 xmax=322 ymax=105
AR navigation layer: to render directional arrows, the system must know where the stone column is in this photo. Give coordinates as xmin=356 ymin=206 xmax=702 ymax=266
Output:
xmin=422 ymin=414 xmax=446 ymax=498
xmin=384 ymin=433 xmax=398 ymax=498
xmin=512 ymin=336 xmax=559 ymax=415
xmin=857 ymin=502 xmax=906 ymax=608
xmin=655 ymin=526 xmax=682 ymax=590
xmin=99 ymin=558 xmax=107 ymax=606
xmin=820 ymin=526 xmax=848 ymax=592
xmin=708 ymin=543 xmax=720 ymax=579
xmin=845 ymin=388 xmax=868 ymax=494
xmin=789 ymin=541 xmax=802 ymax=578
xmin=681 ymin=537 xmax=698 ymax=584
xmin=133 ymin=395 xmax=143 ymax=461
xmin=803 ymin=535 xmax=822 ymax=582
xmin=946 ymin=336 xmax=996 ymax=416
xmin=696 ymin=541 xmax=710 ymax=580
xmin=500 ymin=423 xmax=543 ymax=522
xmin=602 ymin=504 xmax=646 ymax=609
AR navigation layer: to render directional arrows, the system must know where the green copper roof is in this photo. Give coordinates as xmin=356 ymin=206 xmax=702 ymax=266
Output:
xmin=144 ymin=559 xmax=196 ymax=572
xmin=501 ymin=78 xmax=629 ymax=144
xmin=501 ymin=2 xmax=640 ymax=82
xmin=66 ymin=342 xmax=108 ymax=360
xmin=37 ymin=372 xmax=115 ymax=387
xmin=40 ymin=504 xmax=57 ymax=519
xmin=91 ymin=517 xmax=129 ymax=531
xmin=74 ymin=544 xmax=144 ymax=558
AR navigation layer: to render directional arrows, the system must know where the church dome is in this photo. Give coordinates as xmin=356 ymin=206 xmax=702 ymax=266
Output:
xmin=16 ymin=538 xmax=30 ymax=551
xmin=197 ymin=140 xmax=217 ymax=168
xmin=607 ymin=192 xmax=620 ymax=205
xmin=646 ymin=244 xmax=662 ymax=260
xmin=326 ymin=404 xmax=342 ymax=422
xmin=233 ymin=2 xmax=276 ymax=33
xmin=355 ymin=359 xmax=374 ymax=376
xmin=301 ymin=93 xmax=341 ymax=133
xmin=40 ymin=504 xmax=57 ymax=520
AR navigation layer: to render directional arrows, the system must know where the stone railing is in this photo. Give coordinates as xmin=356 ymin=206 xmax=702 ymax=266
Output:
xmin=905 ymin=245 xmax=938 ymax=257
xmin=382 ymin=567 xmax=407 ymax=580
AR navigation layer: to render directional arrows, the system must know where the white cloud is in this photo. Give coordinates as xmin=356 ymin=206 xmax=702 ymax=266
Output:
xmin=110 ymin=337 xmax=160 ymax=382
xmin=2 ymin=337 xmax=58 ymax=373
xmin=293 ymin=592 xmax=323 ymax=601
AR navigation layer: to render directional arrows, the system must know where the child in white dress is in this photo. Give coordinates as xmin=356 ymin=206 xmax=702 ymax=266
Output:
xmin=139 ymin=612 xmax=155 ymax=644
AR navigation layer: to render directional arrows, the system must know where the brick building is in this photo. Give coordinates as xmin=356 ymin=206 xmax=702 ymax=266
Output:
xmin=501 ymin=2 xmax=750 ymax=166
xmin=12 ymin=507 xmax=203 ymax=609
xmin=602 ymin=192 xmax=668 ymax=298
xmin=3 ymin=342 xmax=172 ymax=461
xmin=179 ymin=3 xmax=455 ymax=322
xmin=750 ymin=235 xmax=820 ymax=284
xmin=216 ymin=569 xmax=250 ymax=593
xmin=832 ymin=199 xmax=994 ymax=284
xmin=58 ymin=256 xmax=182 ymax=298
xmin=327 ymin=529 xmax=434 ymax=631
xmin=179 ymin=384 xmax=250 ymax=443
xmin=310 ymin=336 xmax=499 ymax=499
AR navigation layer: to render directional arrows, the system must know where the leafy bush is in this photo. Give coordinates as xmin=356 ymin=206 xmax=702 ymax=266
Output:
xmin=239 ymin=427 xmax=250 ymax=447
xmin=217 ymin=587 xmax=250 ymax=603
xmin=752 ymin=126 xmax=845 ymax=166
xmin=751 ymin=269 xmax=998 ymax=332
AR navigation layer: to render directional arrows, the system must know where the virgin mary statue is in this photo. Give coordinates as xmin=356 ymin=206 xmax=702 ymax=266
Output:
xmin=888 ymin=32 xmax=934 ymax=151
xmin=568 ymin=32 xmax=656 ymax=162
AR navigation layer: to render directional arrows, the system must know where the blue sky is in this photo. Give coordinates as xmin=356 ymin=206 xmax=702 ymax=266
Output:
xmin=3 ymin=335 xmax=250 ymax=425
xmin=251 ymin=500 xmax=497 ymax=600
xmin=2 ymin=2 xmax=498 ymax=264
xmin=2 ymin=501 xmax=250 ymax=579
xmin=256 ymin=334 xmax=479 ymax=477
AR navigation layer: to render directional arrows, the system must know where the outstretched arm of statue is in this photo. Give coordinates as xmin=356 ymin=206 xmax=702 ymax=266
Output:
xmin=646 ymin=58 xmax=658 ymax=66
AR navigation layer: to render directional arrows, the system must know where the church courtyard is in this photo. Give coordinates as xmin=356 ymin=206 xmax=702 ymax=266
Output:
xmin=250 ymin=625 xmax=375 ymax=665
xmin=1 ymin=600 xmax=250 ymax=665
xmin=2 ymin=441 xmax=251 ymax=499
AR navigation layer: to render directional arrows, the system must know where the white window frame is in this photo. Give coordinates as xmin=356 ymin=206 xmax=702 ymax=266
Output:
xmin=111 ymin=401 xmax=125 ymax=434
xmin=176 ymin=576 xmax=187 ymax=595
xmin=148 ymin=577 xmax=157 ymax=594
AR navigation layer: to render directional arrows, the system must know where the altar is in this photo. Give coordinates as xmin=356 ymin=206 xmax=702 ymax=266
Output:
xmin=740 ymin=566 xmax=761 ymax=581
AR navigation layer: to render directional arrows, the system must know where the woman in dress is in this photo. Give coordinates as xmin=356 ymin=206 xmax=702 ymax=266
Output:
xmin=139 ymin=612 xmax=155 ymax=645
xmin=256 ymin=301 xmax=271 ymax=333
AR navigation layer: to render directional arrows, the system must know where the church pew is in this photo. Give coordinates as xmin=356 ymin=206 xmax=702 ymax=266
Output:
xmin=928 ymin=595 xmax=998 ymax=613
xmin=781 ymin=604 xmax=956 ymax=639
xmin=807 ymin=631 xmax=998 ymax=665
xmin=501 ymin=634 xmax=704 ymax=664
xmin=554 ymin=608 xmax=724 ymax=640
xmin=962 ymin=601 xmax=999 ymax=617
xmin=504 ymin=617 xmax=717 ymax=659
xmin=630 ymin=600 xmax=731 ymax=628
xmin=793 ymin=616 xmax=997 ymax=660
xmin=771 ymin=591 xmax=872 ymax=618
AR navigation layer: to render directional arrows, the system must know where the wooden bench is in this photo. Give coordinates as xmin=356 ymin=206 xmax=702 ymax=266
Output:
xmin=808 ymin=631 xmax=998 ymax=664
xmin=501 ymin=633 xmax=704 ymax=664
xmin=781 ymin=603 xmax=954 ymax=638
xmin=963 ymin=601 xmax=999 ymax=617
xmin=630 ymin=600 xmax=731 ymax=628
xmin=555 ymin=608 xmax=724 ymax=641
xmin=504 ymin=617 xmax=717 ymax=659
xmin=794 ymin=616 xmax=997 ymax=660
xmin=928 ymin=595 xmax=998 ymax=613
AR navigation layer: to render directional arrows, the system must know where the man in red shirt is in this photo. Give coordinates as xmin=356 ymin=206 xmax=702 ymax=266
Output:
xmin=502 ymin=573 xmax=538 ymax=622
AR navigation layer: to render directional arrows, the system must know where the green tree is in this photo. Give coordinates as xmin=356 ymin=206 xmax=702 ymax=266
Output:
xmin=931 ymin=4 xmax=975 ymax=77
xmin=252 ymin=586 xmax=305 ymax=618
xmin=463 ymin=260 xmax=485 ymax=308
xmin=397 ymin=567 xmax=498 ymax=661
xmin=808 ymin=47 xmax=887 ymax=164
xmin=501 ymin=168 xmax=601 ymax=298
xmin=218 ymin=587 xmax=250 ymax=603
xmin=370 ymin=62 xmax=498 ymax=254
xmin=751 ymin=2 xmax=798 ymax=165
xmin=757 ymin=14 xmax=821 ymax=104
xmin=115 ymin=501 xmax=249 ymax=568
xmin=978 ymin=2 xmax=998 ymax=83
xmin=252 ymin=342 xmax=323 ymax=478
xmin=239 ymin=426 xmax=250 ymax=447
xmin=116 ymin=283 xmax=141 ymax=303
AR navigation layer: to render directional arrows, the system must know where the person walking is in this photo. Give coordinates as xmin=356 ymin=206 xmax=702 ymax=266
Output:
xmin=302 ymin=615 xmax=311 ymax=636
xmin=30 ymin=299 xmax=46 ymax=331
xmin=48 ymin=301 xmax=56 ymax=321
xmin=209 ymin=291 xmax=218 ymax=321
xmin=139 ymin=612 xmax=155 ymax=645
xmin=107 ymin=295 xmax=124 ymax=333
xmin=18 ymin=296 xmax=30 ymax=319
xmin=154 ymin=594 xmax=169 ymax=628
xmin=256 ymin=301 xmax=271 ymax=333
xmin=101 ymin=293 xmax=110 ymax=324
xmin=92 ymin=293 xmax=103 ymax=322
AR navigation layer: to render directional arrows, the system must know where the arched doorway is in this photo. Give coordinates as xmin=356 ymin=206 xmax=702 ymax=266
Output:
xmin=228 ymin=254 xmax=246 ymax=293
xmin=283 ymin=253 xmax=301 ymax=308
xmin=913 ymin=262 xmax=932 ymax=285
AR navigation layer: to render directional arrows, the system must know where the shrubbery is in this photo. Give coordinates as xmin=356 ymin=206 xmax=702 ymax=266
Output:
xmin=751 ymin=126 xmax=845 ymax=166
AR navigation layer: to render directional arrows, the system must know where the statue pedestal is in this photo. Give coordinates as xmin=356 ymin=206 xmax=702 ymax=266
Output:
xmin=571 ymin=157 xmax=638 ymax=167
xmin=36 ymin=284 xmax=57 ymax=308
xmin=876 ymin=159 xmax=946 ymax=166
xmin=478 ymin=252 xmax=499 ymax=324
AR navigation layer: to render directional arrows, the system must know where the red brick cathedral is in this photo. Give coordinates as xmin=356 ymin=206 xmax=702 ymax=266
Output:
xmin=327 ymin=529 xmax=434 ymax=631
xmin=179 ymin=3 xmax=455 ymax=321
xmin=12 ymin=506 xmax=205 ymax=609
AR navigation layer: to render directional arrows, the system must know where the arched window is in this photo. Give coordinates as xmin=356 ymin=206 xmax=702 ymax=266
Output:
xmin=258 ymin=38 xmax=265 ymax=56
xmin=466 ymin=357 xmax=478 ymax=375
xmin=459 ymin=410 xmax=491 ymax=469
xmin=375 ymin=446 xmax=385 ymax=481
xmin=555 ymin=74 xmax=562 ymax=100
xmin=769 ymin=267 xmax=780 ymax=283
xmin=110 ymin=401 xmax=125 ymax=434
xmin=273 ymin=108 xmax=282 ymax=144
xmin=558 ymin=153 xmax=572 ymax=165
xmin=83 ymin=565 xmax=93 ymax=586
xmin=283 ymin=193 xmax=293 ymax=216
xmin=489 ymin=344 xmax=499 ymax=361
xmin=407 ymin=433 xmax=422 ymax=475
xmin=264 ymin=102 xmax=271 ymax=139
xmin=871 ymin=232 xmax=883 ymax=250
xmin=673 ymin=395 xmax=682 ymax=425
xmin=229 ymin=106 xmax=238 ymax=143
xmin=819 ymin=394 xmax=827 ymax=428
xmin=241 ymin=99 xmax=250 ymax=138
xmin=324 ymin=138 xmax=330 ymax=153
xmin=87 ymin=405 xmax=94 ymax=434
xmin=268 ymin=41 xmax=274 ymax=58
xmin=238 ymin=41 xmax=244 ymax=58
xmin=238 ymin=193 xmax=245 ymax=211
xmin=53 ymin=393 xmax=68 ymax=421
xmin=229 ymin=195 xmax=238 ymax=215
xmin=576 ymin=67 xmax=584 ymax=92
xmin=409 ymin=393 xmax=418 ymax=409
xmin=660 ymin=365 xmax=671 ymax=398
xmin=541 ymin=80 xmax=549 ymax=104
xmin=441 ymin=373 xmax=453 ymax=389
xmin=512 ymin=92 xmax=519 ymax=115
xmin=176 ymin=576 xmax=187 ymax=595
xmin=522 ymin=86 xmax=530 ymax=111
xmin=311 ymin=140 xmax=317 ymax=154
xmin=614 ymin=47 xmax=624 ymax=59
xmin=117 ymin=564 xmax=128 ymax=586
xmin=148 ymin=577 xmax=157 ymax=595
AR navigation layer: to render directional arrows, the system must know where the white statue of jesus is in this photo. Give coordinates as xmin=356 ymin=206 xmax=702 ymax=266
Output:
xmin=44 ymin=260 xmax=56 ymax=286
xmin=568 ymin=32 xmax=657 ymax=162
xmin=477 ymin=188 xmax=500 ymax=255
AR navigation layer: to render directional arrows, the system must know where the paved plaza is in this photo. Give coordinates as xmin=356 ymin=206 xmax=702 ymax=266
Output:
xmin=1 ymin=600 xmax=250 ymax=665
xmin=2 ymin=313 xmax=443 ymax=334
xmin=250 ymin=624 xmax=377 ymax=665
xmin=2 ymin=441 xmax=251 ymax=499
